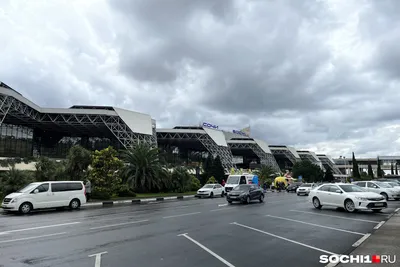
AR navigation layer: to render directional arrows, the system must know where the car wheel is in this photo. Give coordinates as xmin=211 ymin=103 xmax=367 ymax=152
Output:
xmin=259 ymin=194 xmax=264 ymax=203
xmin=69 ymin=199 xmax=81 ymax=210
xmin=246 ymin=196 xmax=250 ymax=204
xmin=372 ymin=209 xmax=382 ymax=213
xmin=297 ymin=193 xmax=300 ymax=196
xmin=312 ymin=197 xmax=322 ymax=209
xmin=344 ymin=199 xmax=356 ymax=213
xmin=210 ymin=192 xmax=214 ymax=198
xmin=19 ymin=202 xmax=32 ymax=214
xmin=380 ymin=193 xmax=389 ymax=201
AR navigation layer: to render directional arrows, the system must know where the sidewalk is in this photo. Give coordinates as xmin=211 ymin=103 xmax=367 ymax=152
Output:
xmin=336 ymin=212 xmax=400 ymax=267
xmin=83 ymin=194 xmax=196 ymax=208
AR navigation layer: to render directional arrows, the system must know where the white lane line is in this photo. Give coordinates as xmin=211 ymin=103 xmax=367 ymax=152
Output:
xmin=0 ymin=232 xmax=66 ymax=244
xmin=265 ymin=215 xmax=365 ymax=235
xmin=231 ymin=222 xmax=338 ymax=255
xmin=395 ymin=208 xmax=400 ymax=213
xmin=374 ymin=221 xmax=385 ymax=230
xmin=325 ymin=261 xmax=339 ymax=267
xmin=163 ymin=212 xmax=201 ymax=219
xmin=90 ymin=219 xmax=149 ymax=230
xmin=290 ymin=210 xmax=380 ymax=223
xmin=352 ymin=233 xmax=371 ymax=247
xmin=89 ymin=251 xmax=108 ymax=267
xmin=0 ymin=222 xmax=81 ymax=235
xmin=218 ymin=203 xmax=228 ymax=207
xmin=178 ymin=233 xmax=235 ymax=267
xmin=210 ymin=207 xmax=235 ymax=212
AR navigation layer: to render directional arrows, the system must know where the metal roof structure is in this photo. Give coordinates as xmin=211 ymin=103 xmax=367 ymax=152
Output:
xmin=297 ymin=150 xmax=324 ymax=169
xmin=317 ymin=154 xmax=342 ymax=175
xmin=156 ymin=127 xmax=234 ymax=170
xmin=0 ymin=82 xmax=157 ymax=149
xmin=224 ymin=131 xmax=280 ymax=171
xmin=269 ymin=145 xmax=301 ymax=165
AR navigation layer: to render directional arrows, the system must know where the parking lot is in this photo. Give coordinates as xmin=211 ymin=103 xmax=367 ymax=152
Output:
xmin=1 ymin=192 xmax=399 ymax=267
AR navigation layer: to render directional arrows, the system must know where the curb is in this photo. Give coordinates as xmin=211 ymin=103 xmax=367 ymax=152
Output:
xmin=83 ymin=195 xmax=195 ymax=208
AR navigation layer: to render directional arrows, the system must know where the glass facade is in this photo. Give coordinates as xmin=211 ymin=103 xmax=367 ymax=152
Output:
xmin=0 ymin=123 xmax=123 ymax=158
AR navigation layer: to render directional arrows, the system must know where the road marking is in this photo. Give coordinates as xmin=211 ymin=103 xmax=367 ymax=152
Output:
xmin=325 ymin=261 xmax=340 ymax=267
xmin=0 ymin=222 xmax=81 ymax=235
xmin=90 ymin=219 xmax=149 ymax=230
xmin=374 ymin=221 xmax=385 ymax=230
xmin=163 ymin=212 xmax=201 ymax=219
xmin=265 ymin=215 xmax=365 ymax=235
xmin=395 ymin=208 xmax=400 ymax=213
xmin=290 ymin=210 xmax=380 ymax=223
xmin=218 ymin=203 xmax=228 ymax=207
xmin=89 ymin=251 xmax=108 ymax=267
xmin=231 ymin=222 xmax=338 ymax=255
xmin=0 ymin=232 xmax=66 ymax=244
xmin=178 ymin=233 xmax=235 ymax=267
xmin=210 ymin=207 xmax=234 ymax=212
xmin=352 ymin=233 xmax=371 ymax=247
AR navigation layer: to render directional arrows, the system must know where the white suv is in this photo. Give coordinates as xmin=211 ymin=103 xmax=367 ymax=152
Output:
xmin=2 ymin=181 xmax=87 ymax=214
xmin=353 ymin=181 xmax=400 ymax=201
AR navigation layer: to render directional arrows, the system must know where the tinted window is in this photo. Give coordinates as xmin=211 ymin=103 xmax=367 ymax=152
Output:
xmin=339 ymin=185 xmax=364 ymax=192
xmin=356 ymin=182 xmax=366 ymax=187
xmin=318 ymin=185 xmax=331 ymax=191
xmin=329 ymin=186 xmax=341 ymax=192
xmin=36 ymin=183 xmax=49 ymax=193
xmin=52 ymin=183 xmax=82 ymax=192
xmin=234 ymin=184 xmax=251 ymax=190
xmin=367 ymin=182 xmax=378 ymax=188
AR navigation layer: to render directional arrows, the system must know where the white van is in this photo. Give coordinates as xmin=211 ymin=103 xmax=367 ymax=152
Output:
xmin=1 ymin=181 xmax=87 ymax=214
xmin=224 ymin=174 xmax=257 ymax=193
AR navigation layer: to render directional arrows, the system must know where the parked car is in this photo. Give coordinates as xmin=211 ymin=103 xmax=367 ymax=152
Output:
xmin=296 ymin=183 xmax=315 ymax=196
xmin=1 ymin=181 xmax=86 ymax=214
xmin=353 ymin=181 xmax=400 ymax=200
xmin=196 ymin=184 xmax=225 ymax=198
xmin=286 ymin=182 xmax=302 ymax=193
xmin=226 ymin=184 xmax=264 ymax=204
xmin=309 ymin=183 xmax=387 ymax=213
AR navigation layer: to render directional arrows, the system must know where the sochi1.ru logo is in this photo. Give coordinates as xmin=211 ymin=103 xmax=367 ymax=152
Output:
xmin=320 ymin=254 xmax=396 ymax=264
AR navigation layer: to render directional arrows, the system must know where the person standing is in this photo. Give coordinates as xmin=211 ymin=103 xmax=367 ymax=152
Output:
xmin=85 ymin=180 xmax=92 ymax=202
xmin=221 ymin=179 xmax=226 ymax=186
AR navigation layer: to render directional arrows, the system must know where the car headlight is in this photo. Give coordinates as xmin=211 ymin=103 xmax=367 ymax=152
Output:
xmin=355 ymin=197 xmax=368 ymax=201
xmin=10 ymin=198 xmax=18 ymax=203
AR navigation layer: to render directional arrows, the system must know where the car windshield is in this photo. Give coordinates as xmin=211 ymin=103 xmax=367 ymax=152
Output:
xmin=227 ymin=176 xmax=240 ymax=184
xmin=339 ymin=185 xmax=364 ymax=192
xmin=233 ymin=185 xmax=251 ymax=190
xmin=301 ymin=184 xmax=312 ymax=187
xmin=17 ymin=183 xmax=40 ymax=193
xmin=202 ymin=185 xmax=214 ymax=188
xmin=376 ymin=182 xmax=392 ymax=188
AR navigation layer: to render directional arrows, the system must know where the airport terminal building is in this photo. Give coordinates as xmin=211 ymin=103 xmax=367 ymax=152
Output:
xmin=0 ymin=81 xmax=343 ymax=173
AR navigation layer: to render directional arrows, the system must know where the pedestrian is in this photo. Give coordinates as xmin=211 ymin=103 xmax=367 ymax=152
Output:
xmin=221 ymin=179 xmax=226 ymax=187
xmin=85 ymin=179 xmax=92 ymax=202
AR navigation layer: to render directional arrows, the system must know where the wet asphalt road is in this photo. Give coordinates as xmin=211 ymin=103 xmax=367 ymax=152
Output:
xmin=1 ymin=193 xmax=399 ymax=267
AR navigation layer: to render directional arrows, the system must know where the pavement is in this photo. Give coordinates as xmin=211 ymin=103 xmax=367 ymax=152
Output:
xmin=0 ymin=192 xmax=399 ymax=267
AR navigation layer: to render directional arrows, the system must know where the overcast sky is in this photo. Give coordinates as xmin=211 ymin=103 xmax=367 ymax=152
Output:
xmin=1 ymin=0 xmax=400 ymax=158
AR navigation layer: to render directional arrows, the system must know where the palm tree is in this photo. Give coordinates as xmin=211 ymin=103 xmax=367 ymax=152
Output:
xmin=1 ymin=165 xmax=32 ymax=196
xmin=171 ymin=167 xmax=192 ymax=193
xmin=121 ymin=142 xmax=163 ymax=192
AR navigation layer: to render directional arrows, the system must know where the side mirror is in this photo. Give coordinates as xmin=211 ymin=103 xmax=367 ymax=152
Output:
xmin=33 ymin=189 xmax=39 ymax=194
xmin=335 ymin=190 xmax=342 ymax=194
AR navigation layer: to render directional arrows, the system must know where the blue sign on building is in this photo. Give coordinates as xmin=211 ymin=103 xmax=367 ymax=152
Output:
xmin=233 ymin=130 xmax=247 ymax=136
xmin=202 ymin=122 xmax=219 ymax=129
xmin=298 ymin=175 xmax=302 ymax=181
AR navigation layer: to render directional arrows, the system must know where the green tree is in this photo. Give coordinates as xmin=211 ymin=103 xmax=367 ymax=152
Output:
xmin=352 ymin=152 xmax=360 ymax=179
xmin=211 ymin=155 xmax=225 ymax=183
xmin=391 ymin=163 xmax=394 ymax=175
xmin=190 ymin=176 xmax=201 ymax=191
xmin=65 ymin=145 xmax=92 ymax=181
xmin=368 ymin=162 xmax=374 ymax=178
xmin=121 ymin=142 xmax=163 ymax=193
xmin=292 ymin=161 xmax=324 ymax=183
xmin=255 ymin=165 xmax=275 ymax=184
xmin=201 ymin=154 xmax=214 ymax=184
xmin=0 ymin=165 xmax=34 ymax=197
xmin=377 ymin=157 xmax=384 ymax=178
xmin=206 ymin=176 xmax=218 ymax=184
xmin=89 ymin=146 xmax=124 ymax=198
xmin=35 ymin=157 xmax=66 ymax=181
xmin=171 ymin=167 xmax=192 ymax=193
xmin=323 ymin=167 xmax=334 ymax=182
